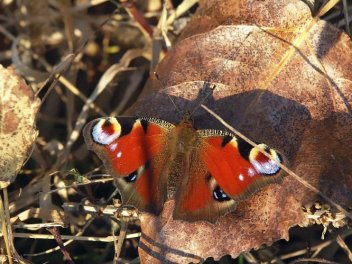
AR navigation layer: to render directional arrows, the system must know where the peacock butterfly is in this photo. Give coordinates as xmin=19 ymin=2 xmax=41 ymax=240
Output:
xmin=83 ymin=111 xmax=285 ymax=223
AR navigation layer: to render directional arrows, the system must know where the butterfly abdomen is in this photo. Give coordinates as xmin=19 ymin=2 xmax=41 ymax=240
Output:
xmin=166 ymin=122 xmax=201 ymax=199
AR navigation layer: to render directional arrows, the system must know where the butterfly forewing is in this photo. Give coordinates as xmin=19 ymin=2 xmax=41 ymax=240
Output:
xmin=84 ymin=117 xmax=174 ymax=214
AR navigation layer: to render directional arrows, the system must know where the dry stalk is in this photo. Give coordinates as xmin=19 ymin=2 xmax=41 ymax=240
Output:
xmin=201 ymin=104 xmax=352 ymax=221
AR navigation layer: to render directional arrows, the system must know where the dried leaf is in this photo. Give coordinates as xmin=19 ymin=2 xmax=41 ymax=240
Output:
xmin=126 ymin=0 xmax=352 ymax=262
xmin=0 ymin=65 xmax=40 ymax=188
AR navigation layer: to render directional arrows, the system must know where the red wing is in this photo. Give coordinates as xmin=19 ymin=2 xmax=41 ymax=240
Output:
xmin=173 ymin=149 xmax=236 ymax=222
xmin=200 ymin=133 xmax=284 ymax=200
xmin=83 ymin=117 xmax=173 ymax=214
xmin=174 ymin=131 xmax=284 ymax=223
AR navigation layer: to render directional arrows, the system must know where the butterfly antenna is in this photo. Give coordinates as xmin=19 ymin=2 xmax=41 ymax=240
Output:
xmin=153 ymin=71 xmax=183 ymax=119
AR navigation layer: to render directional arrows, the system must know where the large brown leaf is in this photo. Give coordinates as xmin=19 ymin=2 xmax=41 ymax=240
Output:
xmin=0 ymin=65 xmax=40 ymax=188
xmin=124 ymin=0 xmax=352 ymax=262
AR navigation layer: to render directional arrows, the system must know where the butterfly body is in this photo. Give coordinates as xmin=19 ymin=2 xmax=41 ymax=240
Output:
xmin=84 ymin=115 xmax=284 ymax=222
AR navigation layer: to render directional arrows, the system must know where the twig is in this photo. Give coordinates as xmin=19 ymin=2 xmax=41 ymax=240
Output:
xmin=277 ymin=230 xmax=352 ymax=261
xmin=341 ymin=0 xmax=351 ymax=35
xmin=58 ymin=75 xmax=107 ymax=116
xmin=62 ymin=202 xmax=139 ymax=220
xmin=24 ymin=217 xmax=94 ymax=257
xmin=59 ymin=48 xmax=147 ymax=161
xmin=336 ymin=235 xmax=352 ymax=261
xmin=114 ymin=221 xmax=128 ymax=263
xmin=47 ymin=227 xmax=75 ymax=264
xmin=166 ymin=0 xmax=198 ymax=26
xmin=279 ymin=240 xmax=333 ymax=260
xmin=259 ymin=0 xmax=341 ymax=90
xmin=201 ymin=104 xmax=352 ymax=221
xmin=0 ymin=191 xmax=13 ymax=264
xmin=288 ymin=257 xmax=339 ymax=264
xmin=45 ymin=177 xmax=114 ymax=196
xmin=12 ymin=223 xmax=65 ymax=230
xmin=3 ymin=188 xmax=29 ymax=264
xmin=13 ymin=232 xmax=141 ymax=241
xmin=120 ymin=0 xmax=153 ymax=40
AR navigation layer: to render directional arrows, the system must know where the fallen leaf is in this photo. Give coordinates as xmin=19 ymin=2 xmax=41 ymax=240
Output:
xmin=123 ymin=0 xmax=352 ymax=262
xmin=0 ymin=65 xmax=40 ymax=188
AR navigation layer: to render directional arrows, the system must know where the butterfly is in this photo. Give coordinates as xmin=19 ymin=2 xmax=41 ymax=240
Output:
xmin=83 ymin=112 xmax=285 ymax=223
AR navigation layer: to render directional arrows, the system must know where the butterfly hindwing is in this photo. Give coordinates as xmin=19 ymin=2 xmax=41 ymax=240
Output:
xmin=200 ymin=131 xmax=284 ymax=199
xmin=173 ymin=147 xmax=236 ymax=222
xmin=83 ymin=117 xmax=174 ymax=214
xmin=174 ymin=129 xmax=284 ymax=222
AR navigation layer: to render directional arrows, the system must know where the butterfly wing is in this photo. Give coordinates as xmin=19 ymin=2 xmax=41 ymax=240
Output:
xmin=84 ymin=117 xmax=174 ymax=214
xmin=174 ymin=130 xmax=284 ymax=222
xmin=173 ymin=148 xmax=236 ymax=222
